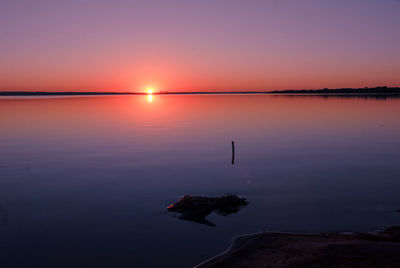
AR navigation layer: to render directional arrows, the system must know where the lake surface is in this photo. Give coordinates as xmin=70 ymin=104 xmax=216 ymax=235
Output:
xmin=1 ymin=94 xmax=400 ymax=267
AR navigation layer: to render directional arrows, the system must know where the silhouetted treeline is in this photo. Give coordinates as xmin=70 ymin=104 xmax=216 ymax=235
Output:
xmin=269 ymin=87 xmax=400 ymax=94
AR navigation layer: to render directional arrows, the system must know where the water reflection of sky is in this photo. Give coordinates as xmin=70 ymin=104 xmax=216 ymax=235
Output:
xmin=0 ymin=95 xmax=400 ymax=267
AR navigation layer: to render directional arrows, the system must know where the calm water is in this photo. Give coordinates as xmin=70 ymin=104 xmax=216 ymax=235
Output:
xmin=1 ymin=94 xmax=400 ymax=267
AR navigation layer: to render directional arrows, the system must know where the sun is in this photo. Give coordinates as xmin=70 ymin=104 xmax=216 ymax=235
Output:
xmin=146 ymin=87 xmax=154 ymax=94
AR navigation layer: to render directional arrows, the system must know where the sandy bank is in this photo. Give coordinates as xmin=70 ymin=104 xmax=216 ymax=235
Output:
xmin=195 ymin=227 xmax=400 ymax=268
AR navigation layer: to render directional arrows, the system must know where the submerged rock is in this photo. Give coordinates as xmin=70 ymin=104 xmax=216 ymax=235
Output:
xmin=167 ymin=195 xmax=248 ymax=226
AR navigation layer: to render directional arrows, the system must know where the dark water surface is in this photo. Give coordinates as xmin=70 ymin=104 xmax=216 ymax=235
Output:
xmin=1 ymin=95 xmax=400 ymax=267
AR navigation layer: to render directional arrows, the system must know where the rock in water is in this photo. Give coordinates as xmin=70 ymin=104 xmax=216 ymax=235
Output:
xmin=167 ymin=195 xmax=248 ymax=226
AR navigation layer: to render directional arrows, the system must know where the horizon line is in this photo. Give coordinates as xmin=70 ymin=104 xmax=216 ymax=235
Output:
xmin=0 ymin=86 xmax=399 ymax=96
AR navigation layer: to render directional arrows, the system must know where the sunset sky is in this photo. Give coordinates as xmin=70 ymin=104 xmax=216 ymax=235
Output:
xmin=1 ymin=0 xmax=399 ymax=92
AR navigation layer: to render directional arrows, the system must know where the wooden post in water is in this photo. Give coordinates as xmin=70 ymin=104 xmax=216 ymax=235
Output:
xmin=231 ymin=141 xmax=235 ymax=165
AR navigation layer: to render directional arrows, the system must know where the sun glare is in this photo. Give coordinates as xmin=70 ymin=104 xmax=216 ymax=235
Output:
xmin=146 ymin=87 xmax=154 ymax=102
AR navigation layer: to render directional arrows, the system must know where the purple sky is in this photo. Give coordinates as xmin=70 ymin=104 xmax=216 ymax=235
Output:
xmin=1 ymin=0 xmax=399 ymax=92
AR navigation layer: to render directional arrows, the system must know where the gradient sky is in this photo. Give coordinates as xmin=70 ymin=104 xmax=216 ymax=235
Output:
xmin=1 ymin=0 xmax=399 ymax=92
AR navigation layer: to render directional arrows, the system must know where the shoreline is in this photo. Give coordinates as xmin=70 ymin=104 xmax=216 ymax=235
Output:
xmin=194 ymin=227 xmax=400 ymax=268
